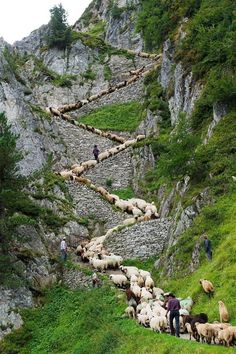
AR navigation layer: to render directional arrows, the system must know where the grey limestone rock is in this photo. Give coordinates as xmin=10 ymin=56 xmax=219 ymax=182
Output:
xmin=0 ymin=287 xmax=33 ymax=340
xmin=105 ymin=219 xmax=171 ymax=259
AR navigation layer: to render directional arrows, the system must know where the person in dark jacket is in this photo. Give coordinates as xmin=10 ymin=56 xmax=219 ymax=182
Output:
xmin=166 ymin=293 xmax=181 ymax=337
xmin=93 ymin=145 xmax=99 ymax=162
xmin=204 ymin=235 xmax=212 ymax=260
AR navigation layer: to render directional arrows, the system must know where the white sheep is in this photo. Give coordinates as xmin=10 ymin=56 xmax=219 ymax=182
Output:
xmin=139 ymin=269 xmax=151 ymax=281
xmin=82 ymin=250 xmax=95 ymax=260
xmin=124 ymin=306 xmax=136 ymax=319
xmin=152 ymin=287 xmax=164 ymax=299
xmin=136 ymin=302 xmax=148 ymax=314
xmin=89 ymin=258 xmax=107 ymax=272
xmin=185 ymin=322 xmax=193 ymax=340
xmin=98 ymin=150 xmax=110 ymax=161
xmin=143 ymin=210 xmax=152 ymax=221
xmin=140 ymin=303 xmax=152 ymax=316
xmin=93 ymin=235 xmax=106 ymax=245
xmin=109 ymin=194 xmax=120 ymax=202
xmin=219 ymin=301 xmax=229 ymax=323
xmin=152 ymin=303 xmax=166 ymax=317
xmin=59 ymin=170 xmax=74 ymax=180
xmin=195 ymin=322 xmax=210 ymax=343
xmin=109 ymin=274 xmax=128 ymax=287
xmin=81 ymin=99 xmax=89 ymax=105
xmin=137 ymin=314 xmax=149 ymax=327
xmin=124 ymin=139 xmax=137 ymax=147
xmin=136 ymin=134 xmax=146 ymax=141
xmin=130 ymin=198 xmax=147 ymax=212
xmin=72 ymin=165 xmax=85 ymax=175
xmin=115 ymin=199 xmax=128 ymax=211
xmin=74 ymin=176 xmax=91 ymax=185
xmin=111 ymin=254 xmax=123 ymax=266
xmin=96 ymin=186 xmax=108 ymax=196
xmin=120 ymin=266 xmax=140 ymax=278
xmin=82 ymin=160 xmax=97 ymax=169
xmin=71 ymin=163 xmax=80 ymax=169
xmin=199 ymin=279 xmax=214 ymax=298
xmin=130 ymin=274 xmax=138 ymax=284
xmin=102 ymin=255 xmax=123 ymax=268
xmin=138 ymin=51 xmax=150 ymax=58
xmin=105 ymin=194 xmax=117 ymax=204
xmin=145 ymin=202 xmax=159 ymax=217
xmin=131 ymin=284 xmax=141 ymax=298
xmin=145 ymin=276 xmax=154 ymax=290
xmin=108 ymin=147 xmax=119 ymax=155
xmin=141 ymin=287 xmax=153 ymax=301
xmin=150 ymin=315 xmax=167 ymax=333
xmin=88 ymin=94 xmax=99 ymax=102
xmin=179 ymin=308 xmax=189 ymax=316
xmin=122 ymin=217 xmax=137 ymax=227
xmin=127 ymin=76 xmax=138 ymax=85
xmin=132 ymin=207 xmax=143 ymax=217
xmin=75 ymin=244 xmax=83 ymax=255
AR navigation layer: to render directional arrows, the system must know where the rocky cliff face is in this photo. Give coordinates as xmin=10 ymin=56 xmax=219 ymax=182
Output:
xmin=0 ymin=6 xmax=151 ymax=338
xmin=0 ymin=1 xmax=224 ymax=340
xmin=74 ymin=0 xmax=143 ymax=51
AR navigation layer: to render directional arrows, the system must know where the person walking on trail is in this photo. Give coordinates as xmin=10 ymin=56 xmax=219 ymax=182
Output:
xmin=166 ymin=293 xmax=181 ymax=337
xmin=60 ymin=237 xmax=67 ymax=261
xmin=93 ymin=145 xmax=100 ymax=162
xmin=204 ymin=235 xmax=212 ymax=260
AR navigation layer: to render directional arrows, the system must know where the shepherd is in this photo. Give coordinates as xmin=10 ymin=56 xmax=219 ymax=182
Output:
xmin=93 ymin=144 xmax=100 ymax=162
xmin=204 ymin=235 xmax=212 ymax=260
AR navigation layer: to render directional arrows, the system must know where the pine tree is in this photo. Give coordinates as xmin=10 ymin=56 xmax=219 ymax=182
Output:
xmin=47 ymin=3 xmax=72 ymax=50
xmin=0 ymin=112 xmax=24 ymax=285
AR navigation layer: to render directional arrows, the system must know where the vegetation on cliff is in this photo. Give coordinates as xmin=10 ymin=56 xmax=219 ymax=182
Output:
xmin=47 ymin=4 xmax=72 ymax=50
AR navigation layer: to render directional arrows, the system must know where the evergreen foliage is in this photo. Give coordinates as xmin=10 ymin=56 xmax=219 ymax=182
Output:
xmin=0 ymin=113 xmax=22 ymax=192
xmin=0 ymin=112 xmax=25 ymax=284
xmin=47 ymin=4 xmax=72 ymax=50
xmin=136 ymin=0 xmax=201 ymax=51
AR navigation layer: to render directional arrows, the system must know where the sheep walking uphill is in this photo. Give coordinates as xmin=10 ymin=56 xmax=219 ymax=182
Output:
xmin=219 ymin=301 xmax=229 ymax=323
xmin=124 ymin=306 xmax=136 ymax=319
xmin=199 ymin=279 xmax=214 ymax=298
xmin=48 ymin=48 xmax=236 ymax=350
xmin=109 ymin=274 xmax=128 ymax=287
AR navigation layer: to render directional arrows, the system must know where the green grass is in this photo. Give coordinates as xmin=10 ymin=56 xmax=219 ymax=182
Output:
xmin=81 ymin=67 xmax=97 ymax=81
xmin=79 ymin=102 xmax=143 ymax=131
xmin=156 ymin=188 xmax=236 ymax=322
xmin=1 ymin=284 xmax=235 ymax=354
xmin=111 ymin=187 xmax=135 ymax=200
xmin=104 ymin=64 xmax=112 ymax=81
xmin=86 ymin=20 xmax=106 ymax=37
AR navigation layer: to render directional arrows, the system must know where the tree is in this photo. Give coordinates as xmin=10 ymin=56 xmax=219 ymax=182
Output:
xmin=0 ymin=112 xmax=22 ymax=194
xmin=0 ymin=112 xmax=24 ymax=285
xmin=47 ymin=3 xmax=72 ymax=50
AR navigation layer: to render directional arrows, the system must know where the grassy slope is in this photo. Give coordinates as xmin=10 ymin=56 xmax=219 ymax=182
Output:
xmin=159 ymin=189 xmax=236 ymax=322
xmin=79 ymin=102 xmax=142 ymax=132
xmin=1 ymin=285 xmax=235 ymax=354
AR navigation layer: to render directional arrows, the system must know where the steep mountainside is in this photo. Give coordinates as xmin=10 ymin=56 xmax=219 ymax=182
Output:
xmin=0 ymin=0 xmax=236 ymax=352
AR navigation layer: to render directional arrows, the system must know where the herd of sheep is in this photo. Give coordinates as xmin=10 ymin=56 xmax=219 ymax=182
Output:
xmin=47 ymin=52 xmax=162 ymax=118
xmin=48 ymin=48 xmax=236 ymax=349
xmin=76 ymin=236 xmax=234 ymax=348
